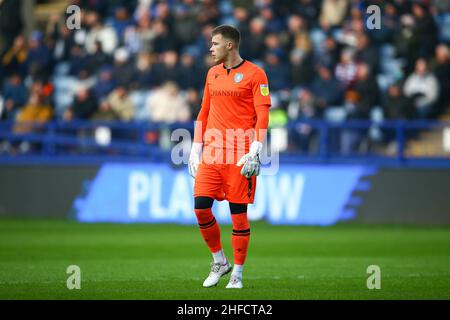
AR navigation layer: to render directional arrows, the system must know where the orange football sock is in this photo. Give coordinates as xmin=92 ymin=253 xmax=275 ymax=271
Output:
xmin=194 ymin=208 xmax=222 ymax=253
xmin=231 ymin=212 xmax=250 ymax=265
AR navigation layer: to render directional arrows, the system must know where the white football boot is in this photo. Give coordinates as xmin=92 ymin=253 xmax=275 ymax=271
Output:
xmin=226 ymin=274 xmax=243 ymax=289
xmin=203 ymin=261 xmax=231 ymax=287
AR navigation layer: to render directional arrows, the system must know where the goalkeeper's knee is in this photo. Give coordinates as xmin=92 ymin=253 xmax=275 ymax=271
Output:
xmin=229 ymin=203 xmax=247 ymax=214
xmin=194 ymin=196 xmax=214 ymax=209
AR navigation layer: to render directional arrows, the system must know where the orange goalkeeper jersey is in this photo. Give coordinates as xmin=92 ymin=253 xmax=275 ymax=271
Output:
xmin=195 ymin=60 xmax=271 ymax=152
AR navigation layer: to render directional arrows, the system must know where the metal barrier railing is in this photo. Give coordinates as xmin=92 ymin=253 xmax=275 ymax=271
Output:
xmin=0 ymin=119 xmax=449 ymax=166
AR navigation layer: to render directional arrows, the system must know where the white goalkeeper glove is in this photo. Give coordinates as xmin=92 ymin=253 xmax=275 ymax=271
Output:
xmin=188 ymin=142 xmax=203 ymax=178
xmin=237 ymin=141 xmax=262 ymax=178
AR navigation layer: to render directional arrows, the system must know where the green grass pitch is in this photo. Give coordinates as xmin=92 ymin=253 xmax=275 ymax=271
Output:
xmin=0 ymin=219 xmax=449 ymax=300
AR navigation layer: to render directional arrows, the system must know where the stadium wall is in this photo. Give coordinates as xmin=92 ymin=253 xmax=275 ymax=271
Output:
xmin=353 ymin=169 xmax=450 ymax=224
xmin=0 ymin=164 xmax=449 ymax=224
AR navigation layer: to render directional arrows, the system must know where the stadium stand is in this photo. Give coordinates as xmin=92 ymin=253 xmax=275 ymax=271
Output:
xmin=0 ymin=0 xmax=449 ymax=163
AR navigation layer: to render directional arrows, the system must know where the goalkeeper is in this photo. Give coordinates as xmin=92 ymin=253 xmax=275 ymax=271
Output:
xmin=188 ymin=25 xmax=271 ymax=289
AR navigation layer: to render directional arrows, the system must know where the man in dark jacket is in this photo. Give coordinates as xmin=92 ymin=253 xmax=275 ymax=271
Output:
xmin=68 ymin=86 xmax=98 ymax=120
xmin=0 ymin=0 xmax=23 ymax=55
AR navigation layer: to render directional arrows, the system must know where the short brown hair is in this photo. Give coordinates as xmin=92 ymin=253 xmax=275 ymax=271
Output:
xmin=211 ymin=25 xmax=240 ymax=47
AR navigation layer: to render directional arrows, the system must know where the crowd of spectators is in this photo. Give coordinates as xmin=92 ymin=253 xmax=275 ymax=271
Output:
xmin=0 ymin=0 xmax=449 ymax=155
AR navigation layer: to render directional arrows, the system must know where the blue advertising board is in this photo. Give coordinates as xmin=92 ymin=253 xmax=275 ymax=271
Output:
xmin=75 ymin=164 xmax=375 ymax=225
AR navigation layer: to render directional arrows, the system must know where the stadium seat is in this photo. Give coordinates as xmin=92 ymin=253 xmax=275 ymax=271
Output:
xmin=130 ymin=90 xmax=151 ymax=121
xmin=436 ymin=12 xmax=450 ymax=43
xmin=369 ymin=106 xmax=384 ymax=142
xmin=324 ymin=106 xmax=347 ymax=122
xmin=52 ymin=76 xmax=78 ymax=117
xmin=53 ymin=62 xmax=71 ymax=77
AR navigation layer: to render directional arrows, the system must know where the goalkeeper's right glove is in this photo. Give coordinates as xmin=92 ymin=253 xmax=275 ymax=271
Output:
xmin=188 ymin=142 xmax=202 ymax=178
xmin=237 ymin=141 xmax=262 ymax=178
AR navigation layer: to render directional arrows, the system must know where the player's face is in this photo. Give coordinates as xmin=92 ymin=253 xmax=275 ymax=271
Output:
xmin=210 ymin=34 xmax=230 ymax=63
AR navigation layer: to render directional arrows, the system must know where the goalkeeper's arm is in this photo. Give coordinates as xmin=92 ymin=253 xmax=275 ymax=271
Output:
xmin=188 ymin=84 xmax=211 ymax=178
xmin=237 ymin=105 xmax=270 ymax=178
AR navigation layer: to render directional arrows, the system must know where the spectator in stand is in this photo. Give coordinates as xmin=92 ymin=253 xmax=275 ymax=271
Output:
xmin=49 ymin=18 xmax=76 ymax=63
xmin=259 ymin=5 xmax=284 ymax=34
xmin=394 ymin=14 xmax=420 ymax=74
xmin=196 ymin=0 xmax=220 ymax=27
xmin=111 ymin=6 xmax=134 ymax=41
xmin=355 ymin=33 xmax=379 ymax=74
xmin=86 ymin=41 xmax=112 ymax=75
xmin=146 ymin=81 xmax=190 ymax=124
xmin=194 ymin=24 xmax=215 ymax=58
xmin=316 ymin=34 xmax=342 ymax=70
xmin=431 ymin=44 xmax=450 ymax=116
xmin=185 ymin=87 xmax=201 ymax=120
xmin=411 ymin=2 xmax=438 ymax=59
xmin=123 ymin=12 xmax=156 ymax=55
xmin=106 ymin=86 xmax=134 ymax=122
xmin=153 ymin=50 xmax=181 ymax=87
xmin=353 ymin=63 xmax=380 ymax=120
xmin=233 ymin=7 xmax=250 ymax=43
xmin=0 ymin=0 xmax=23 ymax=55
xmin=340 ymin=90 xmax=365 ymax=155
xmin=11 ymin=92 xmax=52 ymax=154
xmin=13 ymin=93 xmax=52 ymax=134
xmin=264 ymin=51 xmax=289 ymax=92
xmin=152 ymin=19 xmax=178 ymax=54
xmin=178 ymin=51 xmax=202 ymax=90
xmin=335 ymin=48 xmax=358 ymax=90
xmin=151 ymin=1 xmax=173 ymax=25
xmin=68 ymin=44 xmax=89 ymax=78
xmin=292 ymin=0 xmax=320 ymax=27
xmin=393 ymin=0 xmax=411 ymax=16
xmin=285 ymin=15 xmax=309 ymax=52
xmin=64 ymin=85 xmax=98 ymax=121
xmin=93 ymin=65 xmax=116 ymax=100
xmin=84 ymin=11 xmax=118 ymax=55
xmin=197 ymin=53 xmax=216 ymax=87
xmin=1 ymin=35 xmax=28 ymax=78
xmin=173 ymin=3 xmax=200 ymax=48
xmin=287 ymin=89 xmax=318 ymax=152
xmin=371 ymin=2 xmax=399 ymax=44
xmin=1 ymin=73 xmax=28 ymax=120
xmin=382 ymin=82 xmax=415 ymax=120
xmin=319 ymin=0 xmax=349 ymax=31
xmin=311 ymin=64 xmax=343 ymax=110
xmin=431 ymin=0 xmax=450 ymax=13
xmin=27 ymin=31 xmax=52 ymax=81
xmin=381 ymin=81 xmax=415 ymax=145
xmin=403 ymin=58 xmax=439 ymax=119
xmin=337 ymin=7 xmax=365 ymax=48
xmin=91 ymin=100 xmax=120 ymax=122
xmin=112 ymin=47 xmax=135 ymax=87
xmin=289 ymin=32 xmax=315 ymax=89
xmin=133 ymin=52 xmax=155 ymax=90
xmin=30 ymin=79 xmax=54 ymax=108
xmin=264 ymin=33 xmax=285 ymax=59
xmin=245 ymin=17 xmax=266 ymax=61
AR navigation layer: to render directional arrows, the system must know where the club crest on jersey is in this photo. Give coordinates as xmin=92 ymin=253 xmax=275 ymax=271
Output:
xmin=260 ymin=84 xmax=269 ymax=96
xmin=234 ymin=73 xmax=243 ymax=83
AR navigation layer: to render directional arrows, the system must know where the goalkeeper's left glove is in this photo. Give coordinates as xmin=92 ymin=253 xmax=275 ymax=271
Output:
xmin=237 ymin=141 xmax=262 ymax=178
xmin=188 ymin=142 xmax=202 ymax=178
